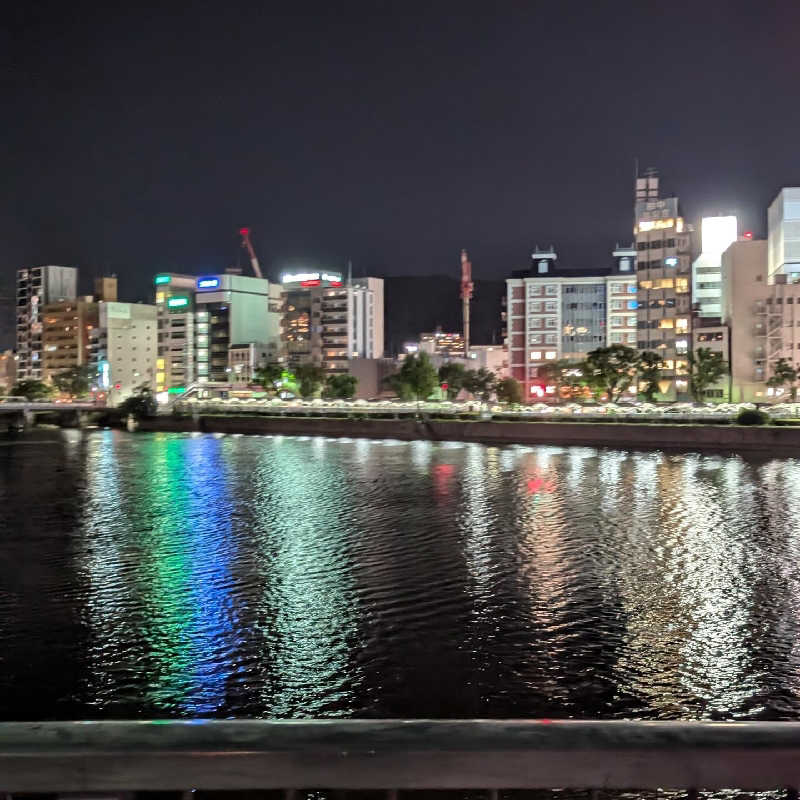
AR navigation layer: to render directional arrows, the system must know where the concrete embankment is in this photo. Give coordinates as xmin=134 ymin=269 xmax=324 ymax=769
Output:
xmin=136 ymin=414 xmax=800 ymax=454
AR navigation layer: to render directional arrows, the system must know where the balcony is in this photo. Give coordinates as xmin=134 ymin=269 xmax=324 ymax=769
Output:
xmin=2 ymin=720 xmax=800 ymax=794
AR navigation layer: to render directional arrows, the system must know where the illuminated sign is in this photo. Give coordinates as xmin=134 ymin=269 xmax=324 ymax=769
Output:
xmin=154 ymin=274 xmax=171 ymax=285
xmin=167 ymin=387 xmax=186 ymax=395
xmin=197 ymin=276 xmax=220 ymax=289
xmin=664 ymin=256 xmax=679 ymax=267
xmin=743 ymin=231 xmax=753 ymax=240
xmin=99 ymin=361 xmax=110 ymax=390
xmin=167 ymin=296 xmax=190 ymax=309
xmin=281 ymin=271 xmax=343 ymax=284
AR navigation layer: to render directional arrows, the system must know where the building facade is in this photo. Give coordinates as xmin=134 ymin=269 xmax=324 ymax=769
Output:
xmin=634 ymin=175 xmax=693 ymax=399
xmin=41 ymin=298 xmax=98 ymax=381
xmin=16 ymin=265 xmax=78 ymax=380
xmin=154 ymin=273 xmax=198 ymax=393
xmin=692 ymin=216 xmax=737 ymax=318
xmin=506 ymin=247 xmax=637 ymax=399
xmin=91 ymin=302 xmax=158 ymax=405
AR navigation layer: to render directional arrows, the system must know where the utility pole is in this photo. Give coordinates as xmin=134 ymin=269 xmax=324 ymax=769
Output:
xmin=460 ymin=249 xmax=474 ymax=358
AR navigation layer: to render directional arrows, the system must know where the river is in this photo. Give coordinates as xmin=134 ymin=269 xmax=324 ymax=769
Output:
xmin=1 ymin=429 xmax=800 ymax=721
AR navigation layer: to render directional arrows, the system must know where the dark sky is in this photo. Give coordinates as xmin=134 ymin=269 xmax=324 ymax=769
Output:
xmin=4 ymin=0 xmax=800 ymax=302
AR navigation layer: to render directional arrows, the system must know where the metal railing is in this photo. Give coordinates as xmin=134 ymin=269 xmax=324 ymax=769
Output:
xmin=2 ymin=720 xmax=800 ymax=794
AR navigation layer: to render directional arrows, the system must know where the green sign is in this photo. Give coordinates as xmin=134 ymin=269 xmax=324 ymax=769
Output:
xmin=154 ymin=274 xmax=171 ymax=285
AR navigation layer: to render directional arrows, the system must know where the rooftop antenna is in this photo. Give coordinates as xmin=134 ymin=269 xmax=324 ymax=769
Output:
xmin=347 ymin=259 xmax=353 ymax=287
xmin=460 ymin=249 xmax=474 ymax=358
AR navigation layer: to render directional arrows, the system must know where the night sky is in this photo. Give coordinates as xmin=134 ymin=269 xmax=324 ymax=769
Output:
xmin=4 ymin=0 xmax=800 ymax=302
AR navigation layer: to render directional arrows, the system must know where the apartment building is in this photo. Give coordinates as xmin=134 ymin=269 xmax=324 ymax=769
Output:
xmin=281 ymin=271 xmax=384 ymax=374
xmin=506 ymin=247 xmax=637 ymax=399
xmin=16 ymin=265 xmax=77 ymax=380
xmin=41 ymin=298 xmax=98 ymax=380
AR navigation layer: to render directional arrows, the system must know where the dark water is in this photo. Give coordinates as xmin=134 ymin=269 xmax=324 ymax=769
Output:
xmin=2 ymin=429 xmax=800 ymax=721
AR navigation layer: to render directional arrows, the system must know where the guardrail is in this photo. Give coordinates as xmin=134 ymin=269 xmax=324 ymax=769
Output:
xmin=2 ymin=720 xmax=800 ymax=794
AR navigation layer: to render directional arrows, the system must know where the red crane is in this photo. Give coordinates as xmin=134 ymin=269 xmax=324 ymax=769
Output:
xmin=238 ymin=227 xmax=263 ymax=279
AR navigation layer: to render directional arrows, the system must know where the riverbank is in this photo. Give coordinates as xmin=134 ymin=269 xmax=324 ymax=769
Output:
xmin=137 ymin=414 xmax=800 ymax=454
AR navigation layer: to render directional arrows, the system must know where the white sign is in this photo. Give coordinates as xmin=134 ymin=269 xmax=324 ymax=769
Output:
xmin=281 ymin=271 xmax=343 ymax=284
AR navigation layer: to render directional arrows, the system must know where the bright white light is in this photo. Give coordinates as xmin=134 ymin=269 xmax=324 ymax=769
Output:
xmin=701 ymin=216 xmax=737 ymax=261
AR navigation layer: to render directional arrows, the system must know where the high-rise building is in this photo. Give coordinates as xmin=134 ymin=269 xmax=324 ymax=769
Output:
xmin=280 ymin=270 xmax=384 ymax=374
xmin=634 ymin=173 xmax=693 ymax=399
xmin=154 ymin=273 xmax=198 ymax=393
xmin=16 ymin=265 xmax=77 ymax=380
xmin=154 ymin=272 xmax=280 ymax=391
xmin=94 ymin=276 xmax=118 ymax=302
xmin=506 ymin=246 xmax=637 ymax=400
xmin=90 ymin=302 xmax=158 ymax=405
xmin=692 ymin=216 xmax=738 ymax=317
xmin=767 ymin=187 xmax=800 ymax=280
xmin=41 ymin=298 xmax=98 ymax=380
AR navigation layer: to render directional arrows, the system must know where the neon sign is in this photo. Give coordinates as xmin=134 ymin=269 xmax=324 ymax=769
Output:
xmin=197 ymin=277 xmax=220 ymax=289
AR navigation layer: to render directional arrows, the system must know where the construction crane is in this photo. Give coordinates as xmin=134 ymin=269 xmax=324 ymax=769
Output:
xmin=460 ymin=249 xmax=474 ymax=357
xmin=238 ymin=227 xmax=263 ymax=279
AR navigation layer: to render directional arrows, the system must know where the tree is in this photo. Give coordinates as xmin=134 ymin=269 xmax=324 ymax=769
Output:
xmin=637 ymin=351 xmax=662 ymax=402
xmin=538 ymin=358 xmax=585 ymax=400
xmin=118 ymin=384 xmax=157 ymax=419
xmin=52 ymin=365 xmax=92 ymax=398
xmin=322 ymin=373 xmax=358 ymax=400
xmin=438 ymin=362 xmax=468 ymax=400
xmin=583 ymin=345 xmax=640 ymax=402
xmin=495 ymin=376 xmax=523 ymax=405
xmin=254 ymin=363 xmax=285 ymax=394
xmin=767 ymin=357 xmax=798 ymax=401
xmin=387 ymin=352 xmax=438 ymax=405
xmin=294 ymin=363 xmax=326 ymax=399
xmin=463 ymin=368 xmax=496 ymax=403
xmin=686 ymin=347 xmax=728 ymax=402
xmin=10 ymin=380 xmax=54 ymax=401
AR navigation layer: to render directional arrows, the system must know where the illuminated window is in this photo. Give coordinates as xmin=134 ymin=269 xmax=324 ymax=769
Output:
xmin=639 ymin=280 xmax=652 ymax=289
xmin=156 ymin=358 xmax=165 ymax=369
xmin=537 ymin=260 xmax=548 ymax=274
xmin=156 ymin=292 xmax=165 ymax=304
xmin=619 ymin=258 xmax=632 ymax=271
xmin=675 ymin=278 xmax=689 ymax=293
xmin=675 ymin=318 xmax=689 ymax=331
xmin=156 ymin=372 xmax=165 ymax=383
xmin=544 ymin=351 xmax=557 ymax=360
xmin=659 ymin=319 xmax=675 ymax=329
xmin=530 ymin=351 xmax=542 ymax=360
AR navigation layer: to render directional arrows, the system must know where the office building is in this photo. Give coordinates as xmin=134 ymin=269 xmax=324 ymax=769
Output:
xmin=41 ymin=298 xmax=98 ymax=380
xmin=154 ymin=273 xmax=198 ymax=393
xmin=634 ymin=173 xmax=693 ymax=399
xmin=154 ymin=272 xmax=280 ymax=391
xmin=767 ymin=187 xmax=800 ymax=280
xmin=692 ymin=216 xmax=738 ymax=317
xmin=506 ymin=246 xmax=637 ymax=399
xmin=91 ymin=302 xmax=158 ymax=405
xmin=228 ymin=342 xmax=278 ymax=387
xmin=16 ymin=265 xmax=78 ymax=380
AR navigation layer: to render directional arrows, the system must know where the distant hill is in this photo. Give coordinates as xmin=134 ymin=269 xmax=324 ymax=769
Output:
xmin=383 ymin=275 xmax=505 ymax=356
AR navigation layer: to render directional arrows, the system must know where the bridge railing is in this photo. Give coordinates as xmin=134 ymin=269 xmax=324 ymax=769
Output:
xmin=2 ymin=719 xmax=800 ymax=795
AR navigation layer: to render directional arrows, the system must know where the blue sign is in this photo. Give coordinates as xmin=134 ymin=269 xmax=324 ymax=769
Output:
xmin=197 ymin=276 xmax=220 ymax=289
xmin=664 ymin=257 xmax=679 ymax=267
